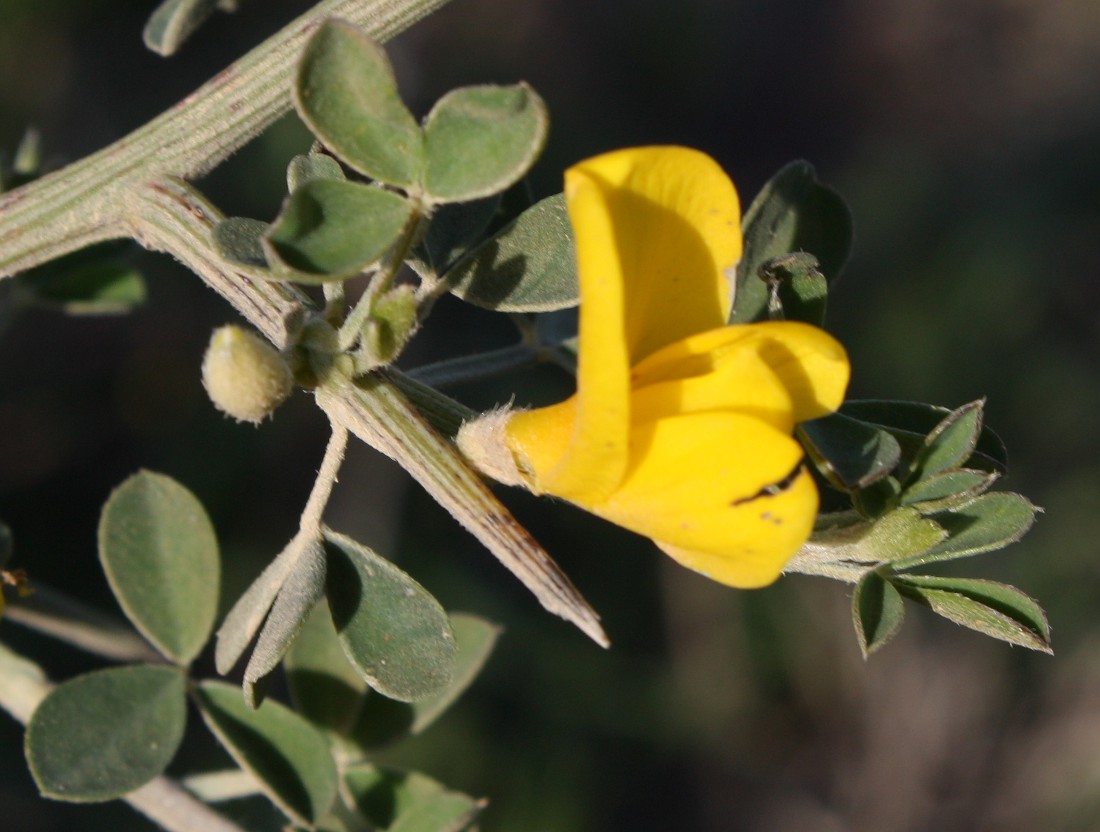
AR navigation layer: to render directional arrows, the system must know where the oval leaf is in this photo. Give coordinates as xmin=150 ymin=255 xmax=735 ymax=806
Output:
xmin=194 ymin=680 xmax=338 ymax=826
xmin=294 ymin=19 xmax=423 ymax=188
xmin=343 ymin=764 xmax=484 ymax=832
xmin=731 ymin=160 xmax=852 ymax=324
xmin=99 ymin=471 xmax=219 ymax=665
xmin=286 ymin=600 xmax=369 ymax=737
xmin=264 ymin=179 xmax=413 ymax=279
xmin=446 ymin=193 xmax=578 ymax=311
xmin=891 ymin=492 xmax=1038 ymax=569
xmin=287 ymin=153 xmax=346 ymax=192
xmin=27 ymin=665 xmax=186 ymax=801
xmin=216 ymin=535 xmax=313 ymax=675
xmin=905 ymin=399 xmax=985 ymax=484
xmin=143 ymin=0 xmax=221 ymax=57
xmin=900 ymin=468 xmax=997 ymax=509
xmin=798 ymin=411 xmax=901 ymax=491
xmin=214 ymin=217 xmax=271 ymax=269
xmin=423 ymin=83 xmax=548 ymax=203
xmin=841 ymin=399 xmax=1008 ymax=473
xmin=324 ymin=530 xmax=456 ymax=702
xmin=852 ymin=572 xmax=905 ymax=658
xmin=244 ymin=539 xmax=327 ymax=693
xmin=893 ymin=575 xmax=1051 ymax=653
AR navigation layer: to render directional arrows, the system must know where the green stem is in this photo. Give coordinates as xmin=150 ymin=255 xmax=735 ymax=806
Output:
xmin=407 ymin=342 xmax=540 ymax=389
xmin=0 ymin=0 xmax=454 ymax=279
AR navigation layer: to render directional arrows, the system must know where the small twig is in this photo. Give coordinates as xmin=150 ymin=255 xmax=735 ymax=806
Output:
xmin=299 ymin=422 xmax=349 ymax=537
xmin=4 ymin=583 xmax=163 ymax=664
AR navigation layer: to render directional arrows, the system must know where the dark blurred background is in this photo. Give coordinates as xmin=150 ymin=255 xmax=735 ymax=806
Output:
xmin=2 ymin=1 xmax=1099 ymax=830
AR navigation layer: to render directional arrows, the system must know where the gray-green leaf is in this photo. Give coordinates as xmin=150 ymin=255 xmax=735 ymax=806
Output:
xmin=143 ymin=0 xmax=220 ymax=57
xmin=215 ymin=534 xmax=316 ymax=675
xmin=852 ymin=572 xmax=905 ymax=657
xmin=194 ymin=680 xmax=338 ymax=826
xmin=213 ymin=217 xmax=270 ymax=270
xmin=900 ymin=468 xmax=998 ymax=510
xmin=891 ymin=492 xmax=1039 ymax=570
xmin=731 ymin=160 xmax=851 ymax=324
xmin=798 ymin=411 xmax=901 ymax=492
xmin=27 ymin=665 xmax=186 ymax=801
xmin=905 ymin=399 xmax=984 ymax=484
xmin=892 ymin=575 xmax=1051 ymax=653
xmin=294 ymin=20 xmax=423 ymax=188
xmin=98 ymin=471 xmax=219 ymax=665
xmin=287 ymin=152 xmax=346 ymax=192
xmin=447 ymin=193 xmax=578 ymax=311
xmin=243 ymin=539 xmax=327 ymax=697
xmin=343 ymin=764 xmax=484 ymax=832
xmin=324 ymin=529 xmax=456 ymax=702
xmin=423 ymin=83 xmax=548 ymax=203
xmin=264 ymin=179 xmax=413 ymax=279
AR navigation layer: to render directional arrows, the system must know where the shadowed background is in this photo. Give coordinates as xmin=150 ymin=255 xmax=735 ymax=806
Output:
xmin=1 ymin=1 xmax=1099 ymax=829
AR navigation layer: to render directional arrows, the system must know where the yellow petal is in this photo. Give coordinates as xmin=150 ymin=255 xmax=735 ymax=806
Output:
xmin=582 ymin=411 xmax=817 ymax=586
xmin=568 ymin=147 xmax=742 ymax=363
xmin=629 ymin=321 xmax=850 ymax=428
xmin=541 ymin=147 xmax=743 ymax=501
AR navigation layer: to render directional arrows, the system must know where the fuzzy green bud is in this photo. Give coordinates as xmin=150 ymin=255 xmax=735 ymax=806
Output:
xmin=201 ymin=325 xmax=293 ymax=424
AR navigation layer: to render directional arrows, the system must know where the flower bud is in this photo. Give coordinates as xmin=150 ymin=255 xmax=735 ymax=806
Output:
xmin=201 ymin=325 xmax=293 ymax=424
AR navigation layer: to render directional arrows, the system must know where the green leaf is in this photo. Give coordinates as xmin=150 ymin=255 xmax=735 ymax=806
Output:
xmin=841 ymin=400 xmax=1008 ymax=473
xmin=758 ymin=252 xmax=828 ymax=325
xmin=809 ymin=507 xmax=947 ymax=566
xmin=143 ymin=0 xmax=221 ymax=57
xmin=243 ymin=539 xmax=327 ymax=699
xmin=798 ymin=411 xmax=901 ymax=491
xmin=194 ymin=680 xmax=338 ymax=827
xmin=324 ymin=529 xmax=457 ymax=703
xmin=26 ymin=665 xmax=186 ymax=801
xmin=343 ymin=764 xmax=483 ymax=832
xmin=264 ymin=179 xmax=413 ymax=279
xmin=891 ymin=492 xmax=1039 ymax=569
xmin=407 ymin=613 xmax=500 ymax=733
xmin=213 ymin=216 xmax=270 ymax=269
xmin=446 ymin=193 xmax=578 ymax=311
xmin=346 ymin=612 xmax=502 ymax=750
xmin=409 ymin=195 xmax=501 ymax=278
xmin=905 ymin=399 xmax=984 ymax=483
xmin=423 ymin=83 xmax=548 ymax=203
xmin=892 ymin=575 xmax=1051 ymax=653
xmin=98 ymin=470 xmax=219 ymax=665
xmin=287 ymin=153 xmax=346 ymax=192
xmin=21 ymin=242 xmax=146 ymax=315
xmin=731 ymin=160 xmax=852 ymax=324
xmin=215 ymin=535 xmax=316 ymax=675
xmin=294 ymin=20 xmax=423 ymax=188
xmin=900 ymin=468 xmax=998 ymax=510
xmin=852 ymin=572 xmax=905 ymax=657
xmin=286 ymin=600 xmax=369 ymax=737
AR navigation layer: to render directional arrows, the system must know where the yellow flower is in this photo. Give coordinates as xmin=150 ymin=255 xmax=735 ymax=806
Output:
xmin=459 ymin=146 xmax=850 ymax=588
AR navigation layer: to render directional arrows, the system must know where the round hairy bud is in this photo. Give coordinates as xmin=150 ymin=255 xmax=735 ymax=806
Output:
xmin=201 ymin=325 xmax=293 ymax=424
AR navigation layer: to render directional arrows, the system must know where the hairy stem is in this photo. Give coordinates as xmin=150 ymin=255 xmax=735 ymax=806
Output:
xmin=0 ymin=0 xmax=454 ymax=278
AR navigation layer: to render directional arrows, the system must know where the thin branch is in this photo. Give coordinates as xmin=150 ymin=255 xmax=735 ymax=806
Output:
xmin=0 ymin=0 xmax=455 ymax=278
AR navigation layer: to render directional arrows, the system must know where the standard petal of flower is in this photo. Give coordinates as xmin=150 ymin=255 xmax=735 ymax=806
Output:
xmin=586 ymin=411 xmax=817 ymax=581
xmin=629 ymin=321 xmax=850 ymax=427
xmin=542 ymin=147 xmax=743 ymax=502
xmin=568 ymin=147 xmax=742 ymax=364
